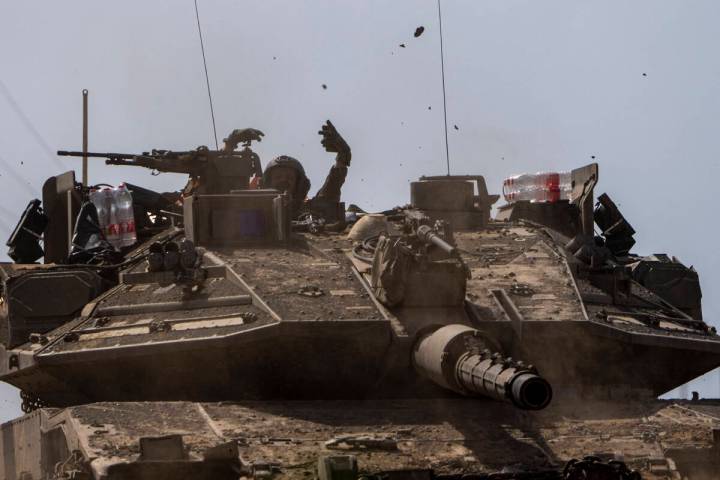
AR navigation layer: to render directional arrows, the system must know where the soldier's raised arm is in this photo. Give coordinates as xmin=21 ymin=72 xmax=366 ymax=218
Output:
xmin=314 ymin=120 xmax=351 ymax=203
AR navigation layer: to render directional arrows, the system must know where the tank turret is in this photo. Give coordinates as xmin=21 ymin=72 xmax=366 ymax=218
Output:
xmin=0 ymin=159 xmax=718 ymax=479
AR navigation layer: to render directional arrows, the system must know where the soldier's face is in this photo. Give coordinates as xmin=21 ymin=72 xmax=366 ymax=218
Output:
xmin=268 ymin=167 xmax=298 ymax=195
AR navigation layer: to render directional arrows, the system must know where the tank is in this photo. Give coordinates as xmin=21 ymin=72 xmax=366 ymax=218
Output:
xmin=0 ymin=146 xmax=718 ymax=480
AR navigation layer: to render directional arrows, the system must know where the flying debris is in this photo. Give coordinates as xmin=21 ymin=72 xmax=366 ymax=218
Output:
xmin=0 ymin=80 xmax=66 ymax=168
xmin=399 ymin=43 xmax=406 ymax=48
xmin=453 ymin=125 xmax=459 ymax=130
xmin=0 ymin=154 xmax=35 ymax=196
xmin=427 ymin=106 xmax=432 ymax=110
xmin=642 ymin=73 xmax=647 ymax=77
xmin=322 ymin=84 xmax=328 ymax=90
xmin=414 ymin=26 xmax=425 ymax=37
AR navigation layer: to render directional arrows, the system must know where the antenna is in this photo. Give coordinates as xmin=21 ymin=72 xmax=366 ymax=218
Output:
xmin=437 ymin=0 xmax=451 ymax=175
xmin=82 ymin=89 xmax=89 ymax=186
xmin=193 ymin=0 xmax=219 ymax=150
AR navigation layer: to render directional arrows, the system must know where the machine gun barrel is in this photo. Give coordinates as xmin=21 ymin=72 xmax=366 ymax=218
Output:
xmin=413 ymin=324 xmax=552 ymax=410
xmin=102 ymin=154 xmax=198 ymax=175
xmin=58 ymin=150 xmax=197 ymax=174
xmin=57 ymin=150 xmax=136 ymax=160
xmin=58 ymin=150 xmax=202 ymax=176
xmin=416 ymin=224 xmax=457 ymax=256
xmin=104 ymin=158 xmax=144 ymax=167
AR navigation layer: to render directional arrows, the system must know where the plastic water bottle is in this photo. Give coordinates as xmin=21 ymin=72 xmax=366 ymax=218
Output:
xmin=503 ymin=171 xmax=572 ymax=203
xmin=90 ymin=188 xmax=115 ymax=245
xmin=89 ymin=189 xmax=105 ymax=229
xmin=106 ymin=190 xmax=121 ymax=248
xmin=115 ymin=184 xmax=136 ymax=247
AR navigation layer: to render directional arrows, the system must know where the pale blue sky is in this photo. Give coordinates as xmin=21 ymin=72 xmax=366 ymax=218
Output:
xmin=1 ymin=1 xmax=719 ymax=420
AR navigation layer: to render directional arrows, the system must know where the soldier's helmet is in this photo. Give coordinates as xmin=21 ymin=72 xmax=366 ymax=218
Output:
xmin=262 ymin=155 xmax=311 ymax=201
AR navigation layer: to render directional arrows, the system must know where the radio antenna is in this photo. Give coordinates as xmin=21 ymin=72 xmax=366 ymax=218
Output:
xmin=437 ymin=0 xmax=451 ymax=175
xmin=193 ymin=0 xmax=219 ymax=150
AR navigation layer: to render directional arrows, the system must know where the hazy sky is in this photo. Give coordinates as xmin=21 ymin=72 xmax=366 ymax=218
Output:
xmin=1 ymin=1 xmax=719 ymax=420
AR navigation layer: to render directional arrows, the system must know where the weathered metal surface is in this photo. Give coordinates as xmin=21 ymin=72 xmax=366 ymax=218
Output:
xmin=0 ymin=155 xmax=718 ymax=479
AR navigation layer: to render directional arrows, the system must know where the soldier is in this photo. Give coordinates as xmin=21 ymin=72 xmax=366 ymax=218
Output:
xmin=57 ymin=123 xmax=349 ymax=227
xmin=262 ymin=120 xmax=351 ymax=226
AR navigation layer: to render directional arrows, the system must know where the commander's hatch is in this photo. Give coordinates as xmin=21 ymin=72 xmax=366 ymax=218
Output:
xmin=408 ymin=175 xmax=500 ymax=230
xmin=42 ymin=171 xmax=82 ymax=263
xmin=571 ymin=163 xmax=599 ymax=235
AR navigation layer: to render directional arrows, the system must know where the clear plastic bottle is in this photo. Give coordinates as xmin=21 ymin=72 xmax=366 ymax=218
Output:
xmin=503 ymin=171 xmax=572 ymax=203
xmin=89 ymin=188 xmax=115 ymax=246
xmin=115 ymin=184 xmax=136 ymax=247
xmin=106 ymin=189 xmax=121 ymax=248
xmin=88 ymin=189 xmax=105 ymax=229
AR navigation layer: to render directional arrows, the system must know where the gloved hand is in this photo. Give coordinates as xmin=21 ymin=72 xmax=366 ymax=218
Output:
xmin=223 ymin=128 xmax=265 ymax=150
xmin=319 ymin=120 xmax=350 ymax=159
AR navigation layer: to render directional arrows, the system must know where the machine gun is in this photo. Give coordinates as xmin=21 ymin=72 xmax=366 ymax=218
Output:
xmin=415 ymin=224 xmax=458 ymax=257
xmin=400 ymin=210 xmax=467 ymax=265
xmin=368 ymin=213 xmax=469 ymax=308
xmin=57 ymin=149 xmax=200 ymax=174
xmin=57 ymin=128 xmax=265 ymax=194
xmin=58 ymin=147 xmax=261 ymax=194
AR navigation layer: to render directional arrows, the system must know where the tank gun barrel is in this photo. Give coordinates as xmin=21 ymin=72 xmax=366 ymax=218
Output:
xmin=413 ymin=324 xmax=552 ymax=410
xmin=416 ymin=224 xmax=457 ymax=256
